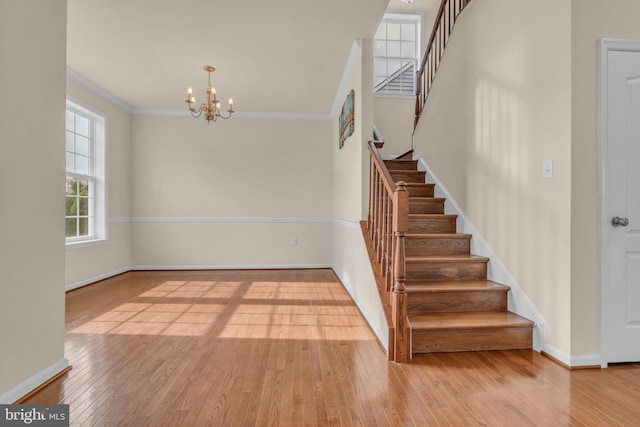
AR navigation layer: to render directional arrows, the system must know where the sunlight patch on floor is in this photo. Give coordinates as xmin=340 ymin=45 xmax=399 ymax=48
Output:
xmin=69 ymin=279 xmax=368 ymax=339
xmin=69 ymin=297 xmax=223 ymax=336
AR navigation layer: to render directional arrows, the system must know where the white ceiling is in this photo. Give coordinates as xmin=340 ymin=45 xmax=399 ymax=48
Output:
xmin=67 ymin=0 xmax=391 ymax=114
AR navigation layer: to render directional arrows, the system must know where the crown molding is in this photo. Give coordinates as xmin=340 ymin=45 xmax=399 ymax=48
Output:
xmin=67 ymin=68 xmax=134 ymax=114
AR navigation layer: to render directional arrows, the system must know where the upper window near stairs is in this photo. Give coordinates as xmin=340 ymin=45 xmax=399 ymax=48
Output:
xmin=374 ymin=12 xmax=422 ymax=98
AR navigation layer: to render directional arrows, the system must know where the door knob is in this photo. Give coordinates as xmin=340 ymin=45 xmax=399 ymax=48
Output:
xmin=611 ymin=216 xmax=629 ymax=227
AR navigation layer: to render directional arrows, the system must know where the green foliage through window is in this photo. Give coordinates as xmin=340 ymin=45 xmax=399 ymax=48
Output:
xmin=65 ymin=177 xmax=91 ymax=238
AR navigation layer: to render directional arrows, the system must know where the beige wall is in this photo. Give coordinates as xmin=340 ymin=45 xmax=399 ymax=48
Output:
xmin=570 ymin=0 xmax=640 ymax=355
xmin=373 ymin=97 xmax=415 ymax=158
xmin=65 ymin=79 xmax=132 ymax=288
xmin=332 ymin=40 xmax=388 ymax=346
xmin=413 ymin=0 xmax=573 ymax=353
xmin=0 ymin=0 xmax=67 ymax=400
xmin=129 ymin=115 xmax=333 ymax=268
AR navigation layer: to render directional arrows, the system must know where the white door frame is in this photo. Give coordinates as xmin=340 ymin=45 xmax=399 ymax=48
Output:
xmin=599 ymin=38 xmax=640 ymax=368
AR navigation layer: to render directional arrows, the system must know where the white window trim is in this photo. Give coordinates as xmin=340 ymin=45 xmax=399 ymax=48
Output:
xmin=65 ymin=97 xmax=108 ymax=246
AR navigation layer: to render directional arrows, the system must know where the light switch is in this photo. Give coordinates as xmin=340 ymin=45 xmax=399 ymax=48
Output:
xmin=291 ymin=237 xmax=298 ymax=246
xmin=542 ymin=160 xmax=553 ymax=179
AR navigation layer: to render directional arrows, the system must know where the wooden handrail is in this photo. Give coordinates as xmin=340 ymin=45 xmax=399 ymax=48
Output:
xmin=368 ymin=141 xmax=397 ymax=196
xmin=414 ymin=0 xmax=473 ymax=127
xmin=367 ymin=140 xmax=410 ymax=362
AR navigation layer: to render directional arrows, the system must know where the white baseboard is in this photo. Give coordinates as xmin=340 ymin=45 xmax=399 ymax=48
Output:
xmin=571 ymin=352 xmax=603 ymax=368
xmin=65 ymin=267 xmax=130 ymax=291
xmin=542 ymin=343 xmax=601 ymax=368
xmin=415 ymin=155 xmax=547 ymax=351
xmin=130 ymin=264 xmax=332 ymax=271
xmin=0 ymin=358 xmax=69 ymax=404
xmin=542 ymin=343 xmax=571 ymax=367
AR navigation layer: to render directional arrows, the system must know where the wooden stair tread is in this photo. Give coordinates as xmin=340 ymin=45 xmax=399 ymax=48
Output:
xmin=385 ymin=168 xmax=424 ymax=173
xmin=409 ymin=311 xmax=534 ymax=330
xmin=409 ymin=212 xmax=458 ymax=218
xmin=384 ymin=161 xmax=418 ymax=171
xmin=405 ymin=280 xmax=510 ymax=293
xmin=409 ymin=214 xmax=457 ymax=219
xmin=405 ymin=182 xmax=434 ymax=187
xmin=406 ymin=254 xmax=489 ymax=263
xmin=409 ymin=197 xmax=446 ymax=202
xmin=405 ymin=233 xmax=471 ymax=239
xmin=390 ymin=170 xmax=426 ymax=183
xmin=404 ymin=183 xmax=435 ymax=197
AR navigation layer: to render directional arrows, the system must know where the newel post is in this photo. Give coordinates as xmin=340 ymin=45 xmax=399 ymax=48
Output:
xmin=392 ymin=181 xmax=410 ymax=362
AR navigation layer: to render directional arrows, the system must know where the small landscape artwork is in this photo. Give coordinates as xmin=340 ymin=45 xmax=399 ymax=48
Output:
xmin=339 ymin=89 xmax=355 ymax=149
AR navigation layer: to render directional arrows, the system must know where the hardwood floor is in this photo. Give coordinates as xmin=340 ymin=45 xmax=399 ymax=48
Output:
xmin=25 ymin=269 xmax=640 ymax=426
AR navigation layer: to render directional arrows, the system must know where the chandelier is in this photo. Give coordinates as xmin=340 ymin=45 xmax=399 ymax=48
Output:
xmin=186 ymin=66 xmax=234 ymax=123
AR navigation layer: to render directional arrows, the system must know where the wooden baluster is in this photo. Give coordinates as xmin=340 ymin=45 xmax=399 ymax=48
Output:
xmin=368 ymin=156 xmax=374 ymax=230
xmin=380 ymin=189 xmax=388 ymax=274
xmin=431 ymin=39 xmax=440 ymax=76
xmin=376 ymin=169 xmax=382 ymax=240
xmin=376 ymin=171 xmax=382 ymax=246
xmin=389 ymin=196 xmax=396 ymax=290
xmin=376 ymin=178 xmax=384 ymax=263
xmin=415 ymin=74 xmax=422 ymax=127
xmin=373 ymin=172 xmax=379 ymax=251
xmin=370 ymin=167 xmax=378 ymax=241
xmin=431 ymin=52 xmax=435 ymax=90
xmin=392 ymin=182 xmax=410 ymax=363
xmin=436 ymin=26 xmax=440 ymax=65
xmin=385 ymin=199 xmax=391 ymax=292
xmin=440 ymin=16 xmax=444 ymax=56
xmin=387 ymin=197 xmax=393 ymax=287
xmin=414 ymin=95 xmax=420 ymax=128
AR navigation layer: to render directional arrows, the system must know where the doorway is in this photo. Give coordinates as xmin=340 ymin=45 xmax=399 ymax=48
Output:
xmin=600 ymin=38 xmax=640 ymax=365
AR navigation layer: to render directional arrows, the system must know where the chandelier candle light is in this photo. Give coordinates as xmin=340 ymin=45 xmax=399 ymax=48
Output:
xmin=186 ymin=66 xmax=234 ymax=123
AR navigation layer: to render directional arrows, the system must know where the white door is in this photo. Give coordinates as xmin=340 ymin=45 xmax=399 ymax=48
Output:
xmin=602 ymin=40 xmax=640 ymax=364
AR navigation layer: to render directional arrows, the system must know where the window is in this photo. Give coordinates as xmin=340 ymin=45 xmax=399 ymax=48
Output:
xmin=65 ymin=100 xmax=107 ymax=244
xmin=374 ymin=12 xmax=422 ymax=97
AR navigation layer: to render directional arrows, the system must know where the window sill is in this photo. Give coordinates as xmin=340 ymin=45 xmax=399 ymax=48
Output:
xmin=66 ymin=238 xmax=109 ymax=249
xmin=374 ymin=93 xmax=416 ymax=99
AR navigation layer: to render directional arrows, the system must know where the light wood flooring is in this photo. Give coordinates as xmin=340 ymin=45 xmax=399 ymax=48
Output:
xmin=25 ymin=269 xmax=640 ymax=426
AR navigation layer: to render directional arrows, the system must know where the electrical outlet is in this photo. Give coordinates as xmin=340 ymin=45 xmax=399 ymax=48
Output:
xmin=291 ymin=237 xmax=298 ymax=246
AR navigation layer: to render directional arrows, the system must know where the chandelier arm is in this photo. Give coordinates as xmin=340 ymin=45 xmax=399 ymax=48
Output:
xmin=189 ymin=103 xmax=207 ymax=119
xmin=217 ymin=110 xmax=234 ymax=120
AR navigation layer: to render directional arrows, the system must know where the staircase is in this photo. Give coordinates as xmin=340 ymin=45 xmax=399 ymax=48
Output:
xmin=366 ymin=156 xmax=533 ymax=358
xmin=365 ymin=0 xmax=532 ymax=361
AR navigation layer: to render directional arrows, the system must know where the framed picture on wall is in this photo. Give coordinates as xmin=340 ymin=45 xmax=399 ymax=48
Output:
xmin=339 ymin=89 xmax=355 ymax=149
